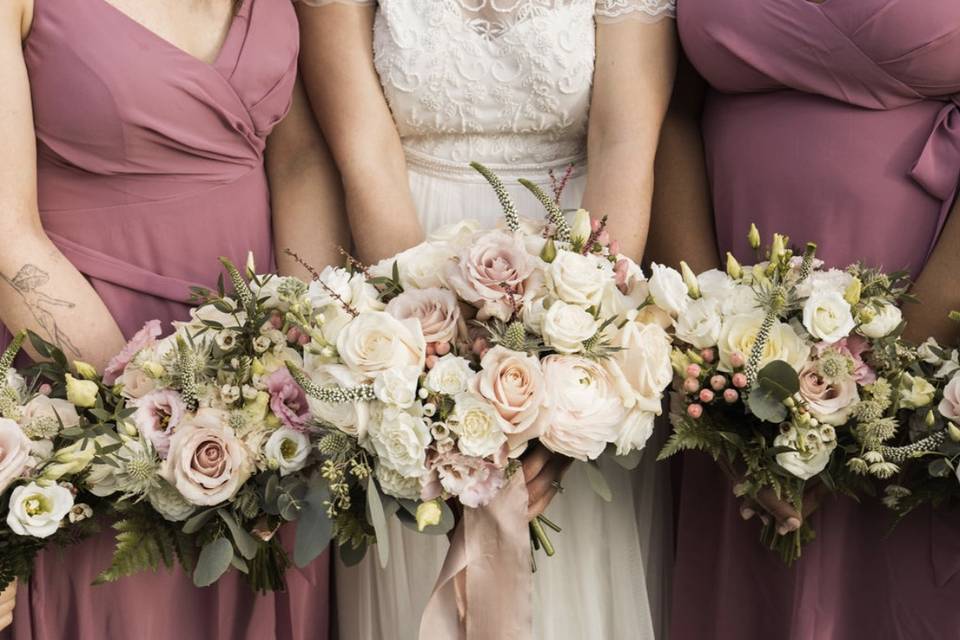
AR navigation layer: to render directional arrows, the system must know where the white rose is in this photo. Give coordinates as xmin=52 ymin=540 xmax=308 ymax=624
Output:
xmin=7 ymin=481 xmax=74 ymax=538
xmin=450 ymin=393 xmax=508 ymax=459
xmin=802 ymin=291 xmax=856 ymax=344
xmin=859 ymin=303 xmax=903 ymax=339
xmin=675 ymin=297 xmax=723 ymax=349
xmin=648 ymin=263 xmax=689 ymax=317
xmin=374 ymin=365 xmax=421 ymax=408
xmin=425 ymin=355 xmax=476 ymax=396
xmin=774 ymin=428 xmax=835 ymax=480
xmin=697 ymin=269 xmax=736 ymax=302
xmin=718 ymin=313 xmax=810 ymax=372
xmin=606 ymin=317 xmax=673 ymax=412
xmin=147 ymin=480 xmax=197 ymax=522
xmin=348 ymin=273 xmax=386 ymax=313
xmin=522 ymin=296 xmax=549 ymax=335
xmin=337 ymin=311 xmax=426 ymax=379
xmin=427 ymin=220 xmax=480 ymax=247
xmin=372 ymin=242 xmax=457 ymax=291
xmin=542 ymin=301 xmax=599 ymax=354
xmin=303 ymin=361 xmax=370 ymax=438
xmin=0 ymin=418 xmax=31 ymax=493
xmin=366 ymin=405 xmax=431 ymax=478
xmin=264 ymin=427 xmax=311 ymax=476
xmin=546 ymin=251 xmax=610 ymax=307
xmin=306 ymin=266 xmax=354 ymax=309
xmin=375 ymin=463 xmax=423 ymax=501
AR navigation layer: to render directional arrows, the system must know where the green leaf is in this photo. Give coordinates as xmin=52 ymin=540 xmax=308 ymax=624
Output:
xmin=928 ymin=458 xmax=953 ymax=478
xmin=293 ymin=480 xmax=333 ymax=568
xmin=609 ymin=447 xmax=642 ymax=470
xmin=366 ymin=477 xmax=390 ymax=569
xmin=747 ymin=387 xmax=789 ymax=423
xmin=339 ymin=542 xmax=368 ymax=567
xmin=182 ymin=508 xmax=218 ymax=535
xmin=230 ymin=555 xmax=249 ymax=574
xmin=218 ymin=510 xmax=259 ymax=561
xmin=756 ymin=361 xmax=800 ymax=401
xmin=193 ymin=537 xmax=234 ymax=587
xmin=583 ymin=461 xmax=612 ymax=502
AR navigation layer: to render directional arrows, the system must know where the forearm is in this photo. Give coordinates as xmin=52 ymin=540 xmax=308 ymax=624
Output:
xmin=0 ymin=226 xmax=124 ymax=367
xmin=904 ymin=197 xmax=960 ymax=343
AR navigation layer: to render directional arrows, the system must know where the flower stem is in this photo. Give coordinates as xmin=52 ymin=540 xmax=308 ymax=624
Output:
xmin=530 ymin=518 xmax=555 ymax=557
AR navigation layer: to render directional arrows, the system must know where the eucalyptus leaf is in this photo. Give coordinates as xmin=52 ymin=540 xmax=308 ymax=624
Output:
xmin=293 ymin=480 xmax=333 ymax=568
xmin=193 ymin=537 xmax=234 ymax=587
xmin=339 ymin=543 xmax=368 ymax=567
xmin=610 ymin=448 xmax=642 ymax=470
xmin=263 ymin=475 xmax=281 ymax=515
xmin=182 ymin=508 xmax=218 ymax=535
xmin=583 ymin=462 xmax=612 ymax=503
xmin=756 ymin=361 xmax=800 ymax=401
xmin=366 ymin=478 xmax=390 ymax=569
xmin=218 ymin=510 xmax=259 ymax=560
xmin=747 ymin=387 xmax=789 ymax=424
xmin=928 ymin=458 xmax=953 ymax=478
xmin=230 ymin=555 xmax=249 ymax=574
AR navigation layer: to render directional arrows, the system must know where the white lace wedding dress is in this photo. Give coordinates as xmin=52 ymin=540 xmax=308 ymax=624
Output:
xmin=303 ymin=2 xmax=675 ymax=638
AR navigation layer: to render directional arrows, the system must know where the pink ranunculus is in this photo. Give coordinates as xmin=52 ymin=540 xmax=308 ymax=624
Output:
xmin=445 ymin=230 xmax=539 ymax=322
xmin=798 ymin=362 xmax=860 ymax=426
xmin=131 ymin=389 xmax=187 ymax=457
xmin=815 ymin=335 xmax=876 ymax=385
xmin=422 ymin=449 xmax=506 ymax=509
xmin=474 ymin=346 xmax=544 ymax=450
xmin=0 ymin=418 xmax=31 ymax=493
xmin=265 ymin=368 xmax=310 ymax=431
xmin=159 ymin=409 xmax=251 ymax=506
xmin=939 ymin=376 xmax=960 ymax=422
xmin=386 ymin=287 xmax=463 ymax=345
xmin=103 ymin=320 xmax=163 ymax=385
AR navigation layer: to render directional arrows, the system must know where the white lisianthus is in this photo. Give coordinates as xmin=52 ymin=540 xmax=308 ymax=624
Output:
xmin=449 ymin=393 xmax=508 ymax=458
xmin=859 ymin=303 xmax=903 ymax=339
xmin=718 ymin=313 xmax=810 ymax=372
xmin=542 ymin=301 xmax=598 ymax=354
xmin=303 ymin=361 xmax=370 ymax=438
xmin=425 ymin=355 xmax=476 ymax=396
xmin=264 ymin=427 xmax=311 ymax=476
xmin=697 ymin=269 xmax=736 ymax=302
xmin=546 ymin=251 xmax=610 ymax=307
xmin=86 ymin=460 xmax=121 ymax=497
xmin=366 ymin=405 xmax=431 ymax=478
xmin=337 ymin=311 xmax=426 ymax=379
xmin=647 ymin=263 xmax=688 ymax=317
xmin=720 ymin=284 xmax=760 ymax=317
xmin=147 ymin=480 xmax=197 ymax=522
xmin=375 ymin=463 xmax=423 ymax=501
xmin=570 ymin=209 xmax=592 ymax=245
xmin=65 ymin=374 xmax=98 ymax=408
xmin=802 ymin=291 xmax=856 ymax=344
xmin=774 ymin=428 xmax=835 ymax=480
xmin=374 ymin=365 xmax=421 ymax=408
xmin=899 ymin=374 xmax=936 ymax=409
xmin=7 ymin=481 xmax=74 ymax=538
xmin=675 ymin=297 xmax=723 ymax=349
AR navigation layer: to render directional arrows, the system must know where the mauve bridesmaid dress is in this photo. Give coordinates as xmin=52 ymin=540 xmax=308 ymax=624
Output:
xmin=0 ymin=0 xmax=329 ymax=638
xmin=672 ymin=1 xmax=960 ymax=639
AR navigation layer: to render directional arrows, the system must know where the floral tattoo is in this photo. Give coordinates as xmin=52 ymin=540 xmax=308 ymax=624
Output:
xmin=1 ymin=264 xmax=81 ymax=357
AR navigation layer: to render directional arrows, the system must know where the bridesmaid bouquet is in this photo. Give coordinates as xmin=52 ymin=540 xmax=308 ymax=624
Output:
xmin=291 ymin=164 xmax=674 ymax=564
xmin=0 ymin=333 xmax=107 ymax=591
xmin=658 ymin=226 xmax=914 ymax=562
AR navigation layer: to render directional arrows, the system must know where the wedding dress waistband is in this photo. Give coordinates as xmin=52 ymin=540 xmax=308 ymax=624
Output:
xmin=403 ymin=147 xmax=587 ymax=183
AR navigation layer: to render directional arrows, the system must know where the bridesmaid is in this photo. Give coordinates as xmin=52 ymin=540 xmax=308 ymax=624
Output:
xmin=650 ymin=1 xmax=960 ymax=638
xmin=0 ymin=0 xmax=347 ymax=638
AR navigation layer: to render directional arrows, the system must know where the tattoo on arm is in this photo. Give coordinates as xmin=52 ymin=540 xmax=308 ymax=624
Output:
xmin=1 ymin=265 xmax=82 ymax=357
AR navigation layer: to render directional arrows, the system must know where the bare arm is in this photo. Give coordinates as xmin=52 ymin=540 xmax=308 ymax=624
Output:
xmin=0 ymin=0 xmax=124 ymax=368
xmin=267 ymin=77 xmax=352 ymax=279
xmin=646 ymin=53 xmax=719 ymax=272
xmin=582 ymin=18 xmax=677 ymax=261
xmin=904 ymin=197 xmax=960 ymax=344
xmin=295 ymin=3 xmax=422 ymax=264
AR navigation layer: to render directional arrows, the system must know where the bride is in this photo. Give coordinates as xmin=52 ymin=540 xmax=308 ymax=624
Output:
xmin=295 ymin=1 xmax=676 ymax=638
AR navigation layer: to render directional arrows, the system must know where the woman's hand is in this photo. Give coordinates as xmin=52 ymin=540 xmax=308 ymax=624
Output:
xmin=522 ymin=444 xmax=572 ymax=520
xmin=0 ymin=582 xmax=15 ymax=630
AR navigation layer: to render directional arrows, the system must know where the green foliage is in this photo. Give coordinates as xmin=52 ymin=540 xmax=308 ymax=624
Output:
xmin=95 ymin=511 xmax=181 ymax=584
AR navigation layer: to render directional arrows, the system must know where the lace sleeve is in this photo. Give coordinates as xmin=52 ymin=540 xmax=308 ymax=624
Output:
xmin=595 ymin=0 xmax=675 ymax=23
xmin=294 ymin=0 xmax=374 ymax=6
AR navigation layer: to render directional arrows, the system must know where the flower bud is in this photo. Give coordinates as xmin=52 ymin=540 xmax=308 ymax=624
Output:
xmin=747 ymin=224 xmax=761 ymax=250
xmin=770 ymin=233 xmax=787 ymax=264
xmin=416 ymin=499 xmax=443 ymax=532
xmin=726 ymin=252 xmax=743 ymax=280
xmin=687 ymin=403 xmax=703 ymax=419
xmin=683 ymin=377 xmax=700 ymax=394
xmin=685 ymin=364 xmax=702 ymax=379
xmin=950 ymin=311 xmax=960 ymax=324
xmin=245 ymin=251 xmax=257 ymax=278
xmin=723 ymin=389 xmax=739 ymax=403
xmin=570 ymin=209 xmax=592 ymax=246
xmin=926 ymin=410 xmax=937 ymax=428
xmin=700 ymin=348 xmax=716 ymax=364
xmin=251 ymin=358 xmax=266 ymax=376
xmin=732 ymin=373 xmax=748 ymax=389
xmin=540 ymin=238 xmax=558 ymax=264
xmin=680 ymin=261 xmax=701 ymax=299
xmin=949 ymin=423 xmax=960 ymax=443
xmin=65 ymin=374 xmax=98 ymax=408
xmin=142 ymin=361 xmax=165 ymax=378
xmin=843 ymin=277 xmax=862 ymax=306
xmin=44 ymin=439 xmax=97 ymax=480
xmin=710 ymin=375 xmax=727 ymax=391
xmin=729 ymin=352 xmax=746 ymax=369
xmin=699 ymin=389 xmax=715 ymax=403
xmin=73 ymin=361 xmax=99 ymax=381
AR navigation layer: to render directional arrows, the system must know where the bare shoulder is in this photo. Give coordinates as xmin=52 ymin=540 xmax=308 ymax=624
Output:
xmin=1 ymin=0 xmax=34 ymax=41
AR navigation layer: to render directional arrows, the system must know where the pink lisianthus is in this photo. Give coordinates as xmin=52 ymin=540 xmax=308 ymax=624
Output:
xmin=265 ymin=368 xmax=310 ymax=431
xmin=421 ymin=450 xmax=506 ymax=508
xmin=131 ymin=389 xmax=187 ymax=457
xmin=103 ymin=320 xmax=162 ymax=385
xmin=815 ymin=335 xmax=876 ymax=385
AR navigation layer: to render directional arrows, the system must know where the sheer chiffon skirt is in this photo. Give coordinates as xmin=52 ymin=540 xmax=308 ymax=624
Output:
xmin=334 ymin=161 xmax=672 ymax=640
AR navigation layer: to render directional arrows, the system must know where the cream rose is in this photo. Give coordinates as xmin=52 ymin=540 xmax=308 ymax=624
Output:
xmin=116 ymin=365 xmax=157 ymax=399
xmin=542 ymin=301 xmax=598 ymax=354
xmin=648 ymin=263 xmax=689 ymax=317
xmin=374 ymin=365 xmax=421 ymax=409
xmin=159 ymin=409 xmax=252 ymax=506
xmin=475 ymin=346 xmax=544 ymax=447
xmin=306 ymin=266 xmax=353 ymax=309
xmin=425 ymin=355 xmax=476 ymax=396
xmin=795 ymin=268 xmax=854 ymax=299
xmin=337 ymin=311 xmax=426 ymax=379
xmin=774 ymin=427 xmax=835 ymax=480
xmin=450 ymin=393 xmax=508 ymax=458
xmin=7 ymin=481 xmax=73 ymax=538
xmin=697 ymin=269 xmax=736 ymax=302
xmin=859 ymin=303 xmax=903 ymax=339
xmin=366 ymin=406 xmax=431 ymax=478
xmin=798 ymin=363 xmax=860 ymax=425
xmin=535 ymin=355 xmax=627 ymax=461
xmin=675 ymin=297 xmax=723 ymax=349
xmin=718 ymin=313 xmax=810 ymax=372
xmin=546 ymin=251 xmax=610 ymax=308
xmin=802 ymin=291 xmax=856 ymax=344
xmin=0 ymin=418 xmax=31 ymax=493
xmin=386 ymin=288 xmax=462 ymax=344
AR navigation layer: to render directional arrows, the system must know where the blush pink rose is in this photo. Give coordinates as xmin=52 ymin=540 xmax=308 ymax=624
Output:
xmin=159 ymin=409 xmax=251 ymax=506
xmin=474 ymin=346 xmax=544 ymax=450
xmin=386 ymin=288 xmax=462 ymax=344
xmin=131 ymin=389 xmax=187 ymax=457
xmin=21 ymin=396 xmax=81 ymax=430
xmin=939 ymin=376 xmax=960 ymax=422
xmin=103 ymin=320 xmax=162 ymax=385
xmin=815 ymin=336 xmax=876 ymax=385
xmin=0 ymin=418 xmax=31 ymax=493
xmin=421 ymin=450 xmax=506 ymax=508
xmin=798 ymin=363 xmax=860 ymax=426
xmin=445 ymin=230 xmax=540 ymax=322
xmin=265 ymin=368 xmax=311 ymax=431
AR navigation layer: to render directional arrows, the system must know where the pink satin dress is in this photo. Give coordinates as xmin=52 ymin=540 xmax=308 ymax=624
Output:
xmin=672 ymin=1 xmax=960 ymax=639
xmin=0 ymin=0 xmax=329 ymax=638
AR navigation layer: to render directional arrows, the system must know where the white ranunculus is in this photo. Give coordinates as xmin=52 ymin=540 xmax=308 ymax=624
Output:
xmin=264 ymin=427 xmax=311 ymax=476
xmin=374 ymin=365 xmax=421 ymax=408
xmin=450 ymin=393 xmax=508 ymax=459
xmin=606 ymin=317 xmax=673 ymax=413
xmin=147 ymin=480 xmax=197 ymax=522
xmin=366 ymin=405 xmax=431 ymax=478
xmin=859 ymin=303 xmax=903 ymax=339
xmin=675 ymin=297 xmax=723 ymax=349
xmin=718 ymin=313 xmax=811 ymax=372
xmin=546 ymin=251 xmax=611 ymax=308
xmin=425 ymin=355 xmax=476 ymax=396
xmin=647 ymin=263 xmax=688 ymax=317
xmin=802 ymin=291 xmax=856 ymax=344
xmin=542 ymin=301 xmax=599 ymax=355
xmin=697 ymin=269 xmax=736 ymax=302
xmin=303 ymin=361 xmax=370 ymax=438
xmin=375 ymin=463 xmax=423 ymax=501
xmin=774 ymin=428 xmax=835 ymax=480
xmin=7 ymin=481 xmax=74 ymax=538
xmin=0 ymin=418 xmax=31 ymax=493
xmin=337 ymin=311 xmax=426 ymax=379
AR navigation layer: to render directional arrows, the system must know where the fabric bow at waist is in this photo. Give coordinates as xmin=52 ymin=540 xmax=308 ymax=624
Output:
xmin=911 ymin=95 xmax=960 ymax=203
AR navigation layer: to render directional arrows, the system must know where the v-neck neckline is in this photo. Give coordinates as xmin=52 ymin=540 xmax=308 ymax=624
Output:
xmin=92 ymin=0 xmax=249 ymax=69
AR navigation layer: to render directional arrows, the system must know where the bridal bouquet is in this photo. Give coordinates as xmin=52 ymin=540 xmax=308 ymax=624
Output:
xmin=0 ymin=333 xmax=106 ymax=590
xmin=291 ymin=163 xmax=674 ymax=563
xmin=658 ymin=226 xmax=913 ymax=562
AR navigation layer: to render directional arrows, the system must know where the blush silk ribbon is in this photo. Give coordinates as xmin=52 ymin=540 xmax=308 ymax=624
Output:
xmin=419 ymin=471 xmax=534 ymax=640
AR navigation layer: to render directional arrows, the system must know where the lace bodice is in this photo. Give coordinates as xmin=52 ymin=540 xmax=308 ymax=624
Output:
xmin=306 ymin=0 xmax=674 ymax=172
